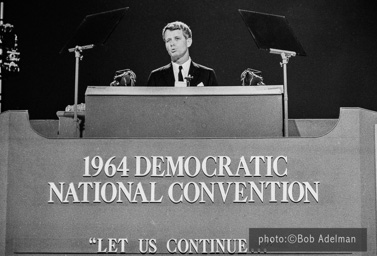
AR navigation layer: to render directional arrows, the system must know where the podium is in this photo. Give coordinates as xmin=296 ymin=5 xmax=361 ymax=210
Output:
xmin=84 ymin=86 xmax=284 ymax=138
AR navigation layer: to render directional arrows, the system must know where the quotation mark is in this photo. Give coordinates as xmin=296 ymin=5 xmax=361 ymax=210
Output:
xmin=89 ymin=237 xmax=97 ymax=244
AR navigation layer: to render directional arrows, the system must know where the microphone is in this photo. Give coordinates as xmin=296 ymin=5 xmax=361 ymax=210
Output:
xmin=110 ymin=69 xmax=136 ymax=86
xmin=240 ymin=68 xmax=265 ymax=86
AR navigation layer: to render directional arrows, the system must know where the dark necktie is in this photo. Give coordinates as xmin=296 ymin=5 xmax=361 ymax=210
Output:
xmin=178 ymin=66 xmax=184 ymax=81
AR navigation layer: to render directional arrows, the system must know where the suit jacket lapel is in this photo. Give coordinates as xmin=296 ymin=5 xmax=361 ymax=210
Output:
xmin=188 ymin=62 xmax=200 ymax=86
xmin=163 ymin=63 xmax=175 ymax=86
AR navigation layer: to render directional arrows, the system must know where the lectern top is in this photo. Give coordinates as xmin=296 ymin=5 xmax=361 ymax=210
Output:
xmin=60 ymin=7 xmax=128 ymax=53
xmin=85 ymin=85 xmax=284 ymax=96
xmin=238 ymin=9 xmax=306 ymax=56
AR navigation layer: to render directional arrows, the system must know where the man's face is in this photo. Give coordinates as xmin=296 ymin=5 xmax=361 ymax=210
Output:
xmin=164 ymin=29 xmax=192 ymax=62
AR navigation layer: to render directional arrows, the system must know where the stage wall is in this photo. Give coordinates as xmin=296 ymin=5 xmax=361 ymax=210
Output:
xmin=0 ymin=108 xmax=376 ymax=255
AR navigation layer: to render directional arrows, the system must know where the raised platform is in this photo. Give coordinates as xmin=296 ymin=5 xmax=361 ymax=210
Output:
xmin=1 ymin=108 xmax=376 ymax=255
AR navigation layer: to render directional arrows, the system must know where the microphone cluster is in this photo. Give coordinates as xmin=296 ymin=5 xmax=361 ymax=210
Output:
xmin=240 ymin=68 xmax=265 ymax=86
xmin=110 ymin=69 xmax=137 ymax=86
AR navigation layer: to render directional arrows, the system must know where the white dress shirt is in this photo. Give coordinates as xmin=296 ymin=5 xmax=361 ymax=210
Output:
xmin=172 ymin=58 xmax=191 ymax=87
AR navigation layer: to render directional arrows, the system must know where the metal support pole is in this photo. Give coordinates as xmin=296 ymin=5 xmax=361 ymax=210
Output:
xmin=270 ymin=48 xmax=296 ymax=137
xmin=68 ymin=44 xmax=94 ymax=123
xmin=73 ymin=47 xmax=81 ymax=122
xmin=281 ymin=53 xmax=289 ymax=137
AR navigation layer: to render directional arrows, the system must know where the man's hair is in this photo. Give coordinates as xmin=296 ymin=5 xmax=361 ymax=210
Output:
xmin=162 ymin=21 xmax=192 ymax=41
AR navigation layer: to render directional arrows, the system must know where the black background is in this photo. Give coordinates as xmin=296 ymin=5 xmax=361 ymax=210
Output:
xmin=1 ymin=0 xmax=377 ymax=120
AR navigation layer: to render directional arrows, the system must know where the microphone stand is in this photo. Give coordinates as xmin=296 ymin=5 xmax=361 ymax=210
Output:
xmin=185 ymin=75 xmax=193 ymax=87
xmin=269 ymin=48 xmax=296 ymax=137
xmin=68 ymin=44 xmax=94 ymax=123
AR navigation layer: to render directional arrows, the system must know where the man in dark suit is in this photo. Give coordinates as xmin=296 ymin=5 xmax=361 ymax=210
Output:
xmin=147 ymin=21 xmax=218 ymax=87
